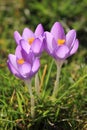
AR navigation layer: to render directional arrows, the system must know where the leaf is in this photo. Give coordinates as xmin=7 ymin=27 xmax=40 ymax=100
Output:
xmin=44 ymin=59 xmax=54 ymax=90
xmin=16 ymin=92 xmax=23 ymax=114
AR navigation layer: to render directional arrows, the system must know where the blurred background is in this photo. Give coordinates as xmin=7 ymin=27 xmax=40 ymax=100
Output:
xmin=0 ymin=0 xmax=87 ymax=48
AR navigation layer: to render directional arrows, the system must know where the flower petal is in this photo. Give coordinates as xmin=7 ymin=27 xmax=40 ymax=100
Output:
xmin=18 ymin=62 xmax=31 ymax=79
xmin=70 ymin=39 xmax=79 ymax=55
xmin=22 ymin=28 xmax=35 ymax=41
xmin=26 ymin=51 xmax=35 ymax=65
xmin=51 ymin=22 xmax=65 ymax=40
xmin=7 ymin=61 xmax=22 ymax=78
xmin=14 ymin=31 xmax=22 ymax=45
xmin=15 ymin=45 xmax=22 ymax=59
xmin=20 ymin=39 xmax=31 ymax=54
xmin=35 ymin=24 xmax=44 ymax=37
xmin=31 ymin=38 xmax=42 ymax=55
xmin=20 ymin=39 xmax=34 ymax=63
xmin=66 ymin=29 xmax=76 ymax=47
xmin=8 ymin=54 xmax=18 ymax=71
xmin=54 ymin=45 xmax=69 ymax=59
xmin=45 ymin=32 xmax=55 ymax=54
xmin=32 ymin=58 xmax=40 ymax=74
xmin=7 ymin=54 xmax=23 ymax=78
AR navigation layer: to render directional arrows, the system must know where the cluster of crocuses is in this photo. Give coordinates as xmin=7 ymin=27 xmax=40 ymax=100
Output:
xmin=7 ymin=22 xmax=79 ymax=117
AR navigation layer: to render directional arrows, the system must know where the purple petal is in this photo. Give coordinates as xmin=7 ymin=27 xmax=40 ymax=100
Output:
xmin=18 ymin=62 xmax=31 ymax=79
xmin=20 ymin=39 xmax=31 ymax=54
xmin=70 ymin=39 xmax=79 ymax=55
xmin=54 ymin=45 xmax=69 ymax=59
xmin=15 ymin=45 xmax=22 ymax=59
xmin=31 ymin=38 xmax=42 ymax=55
xmin=20 ymin=39 xmax=33 ymax=62
xmin=45 ymin=32 xmax=55 ymax=54
xmin=66 ymin=30 xmax=76 ymax=47
xmin=22 ymin=28 xmax=35 ymax=41
xmin=32 ymin=58 xmax=40 ymax=74
xmin=14 ymin=31 xmax=22 ymax=45
xmin=26 ymin=51 xmax=35 ymax=65
xmin=51 ymin=22 xmax=65 ymax=40
xmin=7 ymin=54 xmax=23 ymax=78
xmin=35 ymin=24 xmax=44 ymax=37
xmin=7 ymin=61 xmax=22 ymax=79
xmin=8 ymin=54 xmax=18 ymax=71
xmin=22 ymin=49 xmax=35 ymax=65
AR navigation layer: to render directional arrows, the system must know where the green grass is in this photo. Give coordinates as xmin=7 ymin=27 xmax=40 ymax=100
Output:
xmin=0 ymin=47 xmax=87 ymax=130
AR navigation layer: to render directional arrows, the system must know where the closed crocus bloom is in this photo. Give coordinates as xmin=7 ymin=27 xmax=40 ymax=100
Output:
xmin=14 ymin=24 xmax=44 ymax=96
xmin=7 ymin=39 xmax=40 ymax=118
xmin=45 ymin=22 xmax=79 ymax=60
xmin=7 ymin=40 xmax=40 ymax=80
xmin=14 ymin=24 xmax=44 ymax=56
xmin=45 ymin=22 xmax=79 ymax=97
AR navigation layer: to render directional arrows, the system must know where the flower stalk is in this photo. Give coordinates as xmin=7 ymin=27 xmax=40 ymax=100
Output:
xmin=52 ymin=60 xmax=63 ymax=97
xmin=35 ymin=73 xmax=40 ymax=95
xmin=25 ymin=79 xmax=35 ymax=118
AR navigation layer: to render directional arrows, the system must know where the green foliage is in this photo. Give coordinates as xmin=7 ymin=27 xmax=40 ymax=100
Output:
xmin=0 ymin=54 xmax=87 ymax=129
xmin=24 ymin=0 xmax=87 ymax=31
xmin=0 ymin=0 xmax=87 ymax=129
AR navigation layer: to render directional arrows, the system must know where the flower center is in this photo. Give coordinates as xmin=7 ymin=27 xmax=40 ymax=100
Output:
xmin=57 ymin=39 xmax=65 ymax=46
xmin=17 ymin=58 xmax=25 ymax=64
xmin=28 ymin=37 xmax=35 ymax=45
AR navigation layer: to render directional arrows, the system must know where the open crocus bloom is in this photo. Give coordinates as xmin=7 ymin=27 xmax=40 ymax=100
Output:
xmin=45 ymin=22 xmax=79 ymax=60
xmin=14 ymin=24 xmax=44 ymax=56
xmin=7 ymin=41 xmax=40 ymax=80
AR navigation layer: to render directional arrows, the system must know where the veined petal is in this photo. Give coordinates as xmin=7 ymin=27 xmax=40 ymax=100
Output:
xmin=51 ymin=22 xmax=65 ymax=40
xmin=20 ymin=39 xmax=31 ymax=54
xmin=32 ymin=58 xmax=40 ymax=73
xmin=66 ymin=29 xmax=76 ymax=47
xmin=31 ymin=38 xmax=42 ymax=55
xmin=15 ymin=45 xmax=22 ymax=59
xmin=22 ymin=50 xmax=35 ymax=65
xmin=54 ymin=45 xmax=69 ymax=59
xmin=14 ymin=31 xmax=22 ymax=45
xmin=7 ymin=61 xmax=22 ymax=79
xmin=18 ymin=62 xmax=31 ymax=78
xmin=70 ymin=39 xmax=79 ymax=55
xmin=8 ymin=54 xmax=18 ymax=71
xmin=35 ymin=24 xmax=44 ymax=37
xmin=20 ymin=39 xmax=33 ymax=62
xmin=26 ymin=51 xmax=35 ymax=65
xmin=22 ymin=28 xmax=35 ymax=41
xmin=45 ymin=31 xmax=55 ymax=54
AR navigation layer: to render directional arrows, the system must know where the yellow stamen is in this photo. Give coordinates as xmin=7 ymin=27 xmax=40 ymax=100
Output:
xmin=28 ymin=37 xmax=34 ymax=45
xmin=57 ymin=39 xmax=65 ymax=45
xmin=17 ymin=58 xmax=25 ymax=65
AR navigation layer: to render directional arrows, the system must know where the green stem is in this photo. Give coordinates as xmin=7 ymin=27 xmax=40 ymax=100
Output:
xmin=35 ymin=73 xmax=40 ymax=95
xmin=25 ymin=79 xmax=35 ymax=118
xmin=52 ymin=60 xmax=64 ymax=97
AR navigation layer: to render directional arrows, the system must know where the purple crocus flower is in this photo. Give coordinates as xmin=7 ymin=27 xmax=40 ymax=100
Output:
xmin=7 ymin=40 xmax=40 ymax=80
xmin=14 ymin=24 xmax=44 ymax=56
xmin=45 ymin=22 xmax=79 ymax=60
xmin=44 ymin=22 xmax=79 ymax=97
